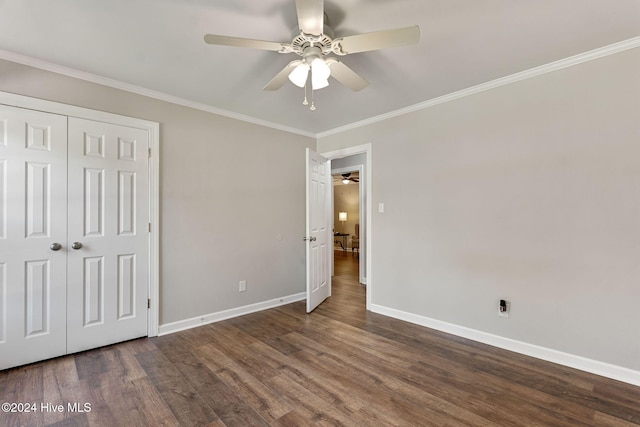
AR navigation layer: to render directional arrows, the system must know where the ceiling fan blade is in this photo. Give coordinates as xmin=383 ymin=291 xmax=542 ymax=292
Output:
xmin=204 ymin=34 xmax=288 ymax=52
xmin=263 ymin=60 xmax=302 ymax=91
xmin=295 ymin=0 xmax=324 ymax=35
xmin=333 ymin=25 xmax=420 ymax=55
xmin=326 ymin=59 xmax=368 ymax=91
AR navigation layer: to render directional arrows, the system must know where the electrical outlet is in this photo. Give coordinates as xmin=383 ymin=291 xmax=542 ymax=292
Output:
xmin=239 ymin=280 xmax=247 ymax=292
xmin=498 ymin=299 xmax=509 ymax=318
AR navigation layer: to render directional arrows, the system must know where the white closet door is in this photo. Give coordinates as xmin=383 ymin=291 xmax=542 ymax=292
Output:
xmin=67 ymin=117 xmax=149 ymax=353
xmin=0 ymin=105 xmax=68 ymax=370
xmin=66 ymin=118 xmax=149 ymax=354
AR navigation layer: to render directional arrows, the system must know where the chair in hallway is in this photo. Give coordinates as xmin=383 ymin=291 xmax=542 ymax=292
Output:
xmin=352 ymin=224 xmax=359 ymax=252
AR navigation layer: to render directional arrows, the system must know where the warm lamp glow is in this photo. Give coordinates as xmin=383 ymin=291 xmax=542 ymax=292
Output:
xmin=338 ymin=212 xmax=347 ymax=222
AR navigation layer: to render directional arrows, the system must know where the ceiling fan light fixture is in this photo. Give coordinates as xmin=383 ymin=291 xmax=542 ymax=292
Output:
xmin=205 ymin=1 xmax=421 ymax=101
xmin=311 ymin=57 xmax=330 ymax=90
xmin=288 ymin=63 xmax=310 ymax=87
xmin=342 ymin=178 xmax=350 ymax=184
xmin=312 ymin=76 xmax=329 ymax=90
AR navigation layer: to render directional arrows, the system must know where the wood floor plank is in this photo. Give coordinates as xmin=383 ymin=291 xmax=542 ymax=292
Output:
xmin=1 ymin=364 xmax=45 ymax=427
xmin=75 ymin=376 xmax=122 ymax=427
xmin=42 ymin=356 xmax=80 ymax=426
xmin=195 ymin=334 xmax=284 ymax=384
xmin=194 ymin=379 xmax=270 ymax=427
xmin=74 ymin=349 xmax=112 ymax=381
xmin=120 ymin=377 xmax=181 ymax=426
xmin=289 ymin=340 xmax=497 ymax=427
xmin=265 ymin=373 xmax=365 ymax=426
xmin=136 ymin=349 xmax=220 ymax=427
xmin=214 ymin=364 xmax=293 ymax=422
xmin=48 ymin=413 xmax=89 ymax=426
xmin=594 ymin=411 xmax=640 ymax=427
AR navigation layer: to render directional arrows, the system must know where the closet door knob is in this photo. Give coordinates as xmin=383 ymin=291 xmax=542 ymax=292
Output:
xmin=50 ymin=243 xmax=62 ymax=251
xmin=71 ymin=241 xmax=83 ymax=250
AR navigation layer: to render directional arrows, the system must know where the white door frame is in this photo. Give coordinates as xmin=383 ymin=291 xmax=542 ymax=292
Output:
xmin=0 ymin=91 xmax=160 ymax=337
xmin=331 ymin=164 xmax=365 ymax=284
xmin=321 ymin=143 xmax=372 ymax=311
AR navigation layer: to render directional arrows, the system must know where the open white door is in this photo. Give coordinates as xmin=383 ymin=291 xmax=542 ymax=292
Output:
xmin=305 ymin=148 xmax=331 ymax=313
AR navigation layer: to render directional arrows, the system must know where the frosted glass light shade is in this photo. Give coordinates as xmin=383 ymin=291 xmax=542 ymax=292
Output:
xmin=311 ymin=58 xmax=330 ymax=90
xmin=288 ymin=63 xmax=310 ymax=87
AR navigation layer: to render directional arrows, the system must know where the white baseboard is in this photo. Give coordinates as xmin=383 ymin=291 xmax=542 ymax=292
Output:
xmin=371 ymin=304 xmax=640 ymax=387
xmin=158 ymin=292 xmax=306 ymax=336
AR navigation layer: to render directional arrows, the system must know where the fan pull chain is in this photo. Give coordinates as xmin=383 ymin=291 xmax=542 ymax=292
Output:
xmin=309 ymin=66 xmax=316 ymax=111
xmin=301 ymin=72 xmax=316 ymax=111
xmin=302 ymin=81 xmax=308 ymax=106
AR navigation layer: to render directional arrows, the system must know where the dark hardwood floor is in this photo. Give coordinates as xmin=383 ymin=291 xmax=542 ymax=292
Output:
xmin=2 ymin=250 xmax=639 ymax=426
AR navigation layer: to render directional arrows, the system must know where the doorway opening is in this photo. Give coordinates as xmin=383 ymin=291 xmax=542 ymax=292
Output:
xmin=321 ymin=143 xmax=371 ymax=311
xmin=332 ymin=166 xmax=362 ymax=287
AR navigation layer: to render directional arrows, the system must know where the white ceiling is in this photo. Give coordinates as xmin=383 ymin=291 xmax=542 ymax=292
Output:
xmin=0 ymin=0 xmax=639 ymax=135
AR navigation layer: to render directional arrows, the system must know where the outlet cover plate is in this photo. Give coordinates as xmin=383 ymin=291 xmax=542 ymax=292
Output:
xmin=498 ymin=301 xmax=509 ymax=317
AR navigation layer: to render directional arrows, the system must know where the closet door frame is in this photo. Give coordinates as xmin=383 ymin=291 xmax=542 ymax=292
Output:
xmin=0 ymin=91 xmax=160 ymax=337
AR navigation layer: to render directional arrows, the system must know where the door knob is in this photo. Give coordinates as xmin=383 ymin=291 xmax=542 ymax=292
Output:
xmin=71 ymin=242 xmax=83 ymax=250
xmin=303 ymin=236 xmax=317 ymax=242
xmin=50 ymin=242 xmax=62 ymax=251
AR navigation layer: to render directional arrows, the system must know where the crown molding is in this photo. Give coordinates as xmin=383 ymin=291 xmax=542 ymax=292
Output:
xmin=0 ymin=49 xmax=316 ymax=139
xmin=2 ymin=36 xmax=638 ymax=141
xmin=317 ymin=36 xmax=640 ymax=139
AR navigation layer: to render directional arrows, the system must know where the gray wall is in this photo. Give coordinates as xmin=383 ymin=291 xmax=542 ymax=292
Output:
xmin=318 ymin=48 xmax=640 ymax=372
xmin=333 ymin=183 xmax=359 ymax=246
xmin=0 ymin=59 xmax=314 ymax=326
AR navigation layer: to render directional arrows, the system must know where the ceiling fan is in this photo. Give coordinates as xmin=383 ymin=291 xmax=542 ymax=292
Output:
xmin=204 ymin=0 xmax=420 ymax=109
xmin=335 ymin=173 xmax=359 ymax=184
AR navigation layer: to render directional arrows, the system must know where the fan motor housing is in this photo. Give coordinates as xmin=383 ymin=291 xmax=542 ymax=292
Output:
xmin=291 ymin=25 xmax=334 ymax=56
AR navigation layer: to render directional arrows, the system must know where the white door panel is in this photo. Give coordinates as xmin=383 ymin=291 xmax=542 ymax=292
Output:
xmin=66 ymin=118 xmax=148 ymax=354
xmin=0 ymin=105 xmax=68 ymax=370
xmin=306 ymin=148 xmax=331 ymax=313
xmin=0 ymin=105 xmax=151 ymax=370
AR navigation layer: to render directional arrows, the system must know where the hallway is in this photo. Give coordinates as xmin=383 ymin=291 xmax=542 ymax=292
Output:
xmin=311 ymin=250 xmax=365 ymax=325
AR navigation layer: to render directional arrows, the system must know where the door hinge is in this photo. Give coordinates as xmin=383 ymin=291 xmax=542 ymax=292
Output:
xmin=148 ymin=222 xmax=151 ymax=233
xmin=148 ymin=147 xmax=152 ymax=158
xmin=147 ymin=298 xmax=151 ymax=309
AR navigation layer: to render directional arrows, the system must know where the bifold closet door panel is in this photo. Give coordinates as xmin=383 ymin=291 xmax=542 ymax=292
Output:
xmin=66 ymin=117 xmax=149 ymax=354
xmin=0 ymin=105 xmax=68 ymax=370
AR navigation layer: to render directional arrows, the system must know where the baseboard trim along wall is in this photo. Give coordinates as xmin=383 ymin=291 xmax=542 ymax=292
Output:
xmin=158 ymin=292 xmax=306 ymax=336
xmin=371 ymin=304 xmax=640 ymax=387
